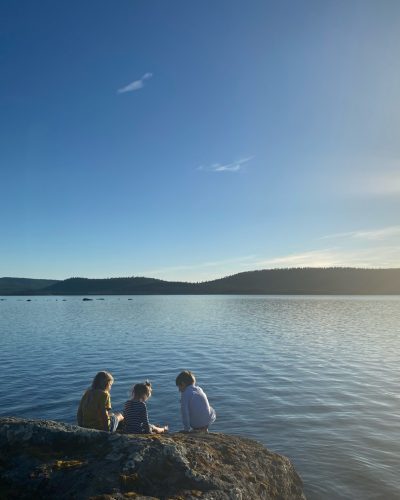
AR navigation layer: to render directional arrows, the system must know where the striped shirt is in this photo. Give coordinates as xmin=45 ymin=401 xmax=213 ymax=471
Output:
xmin=123 ymin=400 xmax=151 ymax=434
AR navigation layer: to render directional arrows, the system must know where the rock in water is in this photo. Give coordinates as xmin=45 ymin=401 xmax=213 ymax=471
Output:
xmin=0 ymin=417 xmax=306 ymax=499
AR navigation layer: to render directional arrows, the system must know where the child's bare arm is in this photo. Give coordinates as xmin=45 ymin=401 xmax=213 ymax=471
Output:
xmin=114 ymin=412 xmax=124 ymax=422
xmin=181 ymin=393 xmax=191 ymax=431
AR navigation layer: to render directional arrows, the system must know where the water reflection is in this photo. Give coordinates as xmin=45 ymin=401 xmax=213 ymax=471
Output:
xmin=0 ymin=295 xmax=399 ymax=499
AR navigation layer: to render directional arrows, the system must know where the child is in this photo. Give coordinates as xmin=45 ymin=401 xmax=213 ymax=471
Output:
xmin=176 ymin=370 xmax=216 ymax=432
xmin=123 ymin=381 xmax=168 ymax=434
xmin=77 ymin=371 xmax=124 ymax=432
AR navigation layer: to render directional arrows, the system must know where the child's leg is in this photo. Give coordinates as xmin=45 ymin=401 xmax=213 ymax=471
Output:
xmin=109 ymin=414 xmax=119 ymax=432
xmin=191 ymin=426 xmax=208 ymax=433
xmin=209 ymin=406 xmax=216 ymax=425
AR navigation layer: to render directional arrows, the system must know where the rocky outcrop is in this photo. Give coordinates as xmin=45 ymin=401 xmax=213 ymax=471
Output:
xmin=0 ymin=417 xmax=306 ymax=499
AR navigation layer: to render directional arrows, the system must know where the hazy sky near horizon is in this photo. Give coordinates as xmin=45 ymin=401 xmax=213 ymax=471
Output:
xmin=1 ymin=0 xmax=400 ymax=281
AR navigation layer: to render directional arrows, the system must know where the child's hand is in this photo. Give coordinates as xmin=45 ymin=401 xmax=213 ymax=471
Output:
xmin=163 ymin=425 xmax=169 ymax=433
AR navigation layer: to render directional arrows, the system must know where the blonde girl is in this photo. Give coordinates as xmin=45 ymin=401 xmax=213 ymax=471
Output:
xmin=77 ymin=371 xmax=124 ymax=432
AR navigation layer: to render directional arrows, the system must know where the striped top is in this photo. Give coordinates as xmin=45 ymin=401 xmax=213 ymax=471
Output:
xmin=123 ymin=400 xmax=151 ymax=434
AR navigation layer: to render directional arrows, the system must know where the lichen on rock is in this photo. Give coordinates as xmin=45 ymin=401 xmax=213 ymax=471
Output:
xmin=0 ymin=417 xmax=306 ymax=499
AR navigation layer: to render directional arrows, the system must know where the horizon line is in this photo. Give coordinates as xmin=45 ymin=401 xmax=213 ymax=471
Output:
xmin=1 ymin=265 xmax=399 ymax=284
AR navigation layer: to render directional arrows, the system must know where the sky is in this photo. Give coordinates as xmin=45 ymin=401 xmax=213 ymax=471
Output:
xmin=1 ymin=0 xmax=400 ymax=281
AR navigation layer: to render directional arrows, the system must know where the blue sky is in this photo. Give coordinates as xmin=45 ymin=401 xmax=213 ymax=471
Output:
xmin=1 ymin=0 xmax=399 ymax=281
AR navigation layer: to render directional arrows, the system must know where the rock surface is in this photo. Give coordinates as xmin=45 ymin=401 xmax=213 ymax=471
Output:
xmin=0 ymin=417 xmax=306 ymax=499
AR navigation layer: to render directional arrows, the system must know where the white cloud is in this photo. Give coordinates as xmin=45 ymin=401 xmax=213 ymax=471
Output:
xmin=134 ymin=224 xmax=400 ymax=281
xmin=321 ymin=225 xmax=400 ymax=241
xmin=253 ymin=246 xmax=400 ymax=269
xmin=198 ymin=156 xmax=254 ymax=173
xmin=254 ymin=249 xmax=340 ymax=268
xmin=254 ymin=224 xmax=400 ymax=270
xmin=252 ymin=224 xmax=400 ymax=271
xmin=117 ymin=73 xmax=153 ymax=94
xmin=137 ymin=244 xmax=400 ymax=282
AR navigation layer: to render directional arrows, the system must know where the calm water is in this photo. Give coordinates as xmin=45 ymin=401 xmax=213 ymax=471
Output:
xmin=0 ymin=295 xmax=399 ymax=499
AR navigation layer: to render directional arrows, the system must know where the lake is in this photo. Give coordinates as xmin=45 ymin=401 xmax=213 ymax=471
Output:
xmin=0 ymin=295 xmax=399 ymax=499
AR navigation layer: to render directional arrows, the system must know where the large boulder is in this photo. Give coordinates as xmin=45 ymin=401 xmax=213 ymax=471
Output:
xmin=0 ymin=417 xmax=306 ymax=499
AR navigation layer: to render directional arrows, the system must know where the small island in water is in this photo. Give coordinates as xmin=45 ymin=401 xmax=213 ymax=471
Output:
xmin=0 ymin=267 xmax=399 ymax=296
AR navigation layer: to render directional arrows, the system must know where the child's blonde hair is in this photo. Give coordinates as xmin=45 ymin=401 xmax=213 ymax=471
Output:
xmin=176 ymin=370 xmax=196 ymax=387
xmin=132 ymin=380 xmax=152 ymax=399
xmin=91 ymin=371 xmax=114 ymax=391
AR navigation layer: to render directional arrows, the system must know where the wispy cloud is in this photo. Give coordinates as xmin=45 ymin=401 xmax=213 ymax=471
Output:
xmin=252 ymin=246 xmax=400 ymax=269
xmin=135 ymin=225 xmax=400 ymax=281
xmin=253 ymin=224 xmax=400 ymax=270
xmin=197 ymin=156 xmax=254 ymax=173
xmin=321 ymin=225 xmax=400 ymax=241
xmin=141 ymin=255 xmax=256 ymax=281
xmin=137 ymin=245 xmax=400 ymax=282
xmin=117 ymin=73 xmax=153 ymax=94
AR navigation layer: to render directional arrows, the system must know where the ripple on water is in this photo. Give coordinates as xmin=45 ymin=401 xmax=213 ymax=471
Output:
xmin=0 ymin=295 xmax=400 ymax=499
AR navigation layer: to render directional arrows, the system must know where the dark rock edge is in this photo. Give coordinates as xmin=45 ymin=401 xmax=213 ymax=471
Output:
xmin=0 ymin=417 xmax=306 ymax=499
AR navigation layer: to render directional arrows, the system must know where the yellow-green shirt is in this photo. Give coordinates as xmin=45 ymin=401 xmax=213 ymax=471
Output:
xmin=77 ymin=389 xmax=111 ymax=431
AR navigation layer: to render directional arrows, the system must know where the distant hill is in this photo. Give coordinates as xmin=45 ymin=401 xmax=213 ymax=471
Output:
xmin=197 ymin=268 xmax=400 ymax=294
xmin=40 ymin=277 xmax=195 ymax=295
xmin=1 ymin=268 xmax=399 ymax=295
xmin=0 ymin=277 xmax=59 ymax=295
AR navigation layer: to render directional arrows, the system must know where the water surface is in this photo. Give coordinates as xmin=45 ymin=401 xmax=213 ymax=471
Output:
xmin=1 ymin=295 xmax=399 ymax=499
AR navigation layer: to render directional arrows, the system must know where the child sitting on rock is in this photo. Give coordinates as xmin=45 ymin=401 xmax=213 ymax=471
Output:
xmin=176 ymin=370 xmax=216 ymax=432
xmin=77 ymin=371 xmax=124 ymax=432
xmin=123 ymin=381 xmax=168 ymax=434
